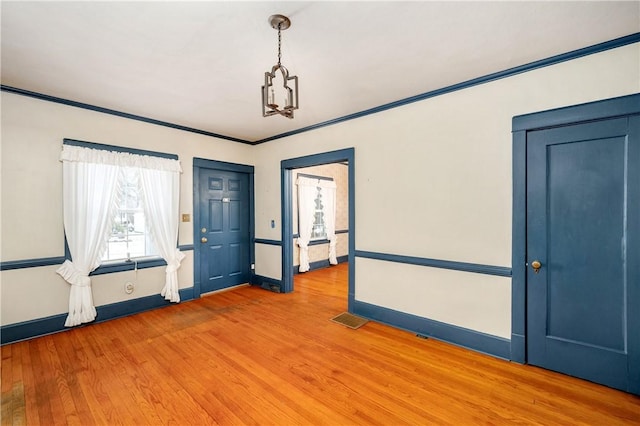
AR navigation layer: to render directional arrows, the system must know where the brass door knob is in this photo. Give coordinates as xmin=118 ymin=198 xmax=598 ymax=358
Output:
xmin=201 ymin=237 xmax=208 ymax=243
xmin=531 ymin=260 xmax=542 ymax=273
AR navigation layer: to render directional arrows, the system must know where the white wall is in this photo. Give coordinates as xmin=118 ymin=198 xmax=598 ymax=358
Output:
xmin=0 ymin=93 xmax=252 ymax=325
xmin=252 ymin=43 xmax=640 ymax=339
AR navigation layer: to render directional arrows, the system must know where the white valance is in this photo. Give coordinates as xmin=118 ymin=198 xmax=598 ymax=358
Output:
xmin=296 ymin=176 xmax=336 ymax=188
xmin=60 ymin=144 xmax=182 ymax=173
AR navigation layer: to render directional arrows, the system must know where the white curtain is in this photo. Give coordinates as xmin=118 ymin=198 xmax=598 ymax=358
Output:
xmin=57 ymin=144 xmax=183 ymax=326
xmin=296 ymin=177 xmax=318 ymax=273
xmin=57 ymin=145 xmax=122 ymax=327
xmin=323 ymin=183 xmax=338 ymax=265
xmin=296 ymin=176 xmax=337 ymax=272
xmin=139 ymin=163 xmax=184 ymax=303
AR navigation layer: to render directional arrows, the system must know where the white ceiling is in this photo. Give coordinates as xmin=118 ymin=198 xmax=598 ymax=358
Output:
xmin=2 ymin=1 xmax=639 ymax=143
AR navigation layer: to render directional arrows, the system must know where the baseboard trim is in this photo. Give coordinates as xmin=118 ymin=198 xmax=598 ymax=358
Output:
xmin=1 ymin=287 xmax=194 ymax=345
xmin=250 ymin=274 xmax=282 ymax=293
xmin=294 ymin=255 xmax=348 ymax=275
xmin=352 ymin=300 xmax=511 ymax=360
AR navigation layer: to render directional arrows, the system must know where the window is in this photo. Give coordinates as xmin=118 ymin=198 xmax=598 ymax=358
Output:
xmin=103 ymin=168 xmax=157 ymax=262
xmin=58 ymin=140 xmax=184 ymax=326
xmin=310 ymin=185 xmax=327 ymax=240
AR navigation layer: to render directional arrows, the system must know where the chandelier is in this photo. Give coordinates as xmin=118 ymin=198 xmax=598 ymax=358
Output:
xmin=261 ymin=14 xmax=299 ymax=119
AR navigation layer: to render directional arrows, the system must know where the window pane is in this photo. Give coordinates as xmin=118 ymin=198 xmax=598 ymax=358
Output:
xmin=102 ymin=168 xmax=157 ymax=262
xmin=311 ymin=186 xmax=327 ymax=240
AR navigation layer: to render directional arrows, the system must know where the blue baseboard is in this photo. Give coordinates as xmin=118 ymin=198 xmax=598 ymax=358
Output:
xmin=352 ymin=300 xmax=511 ymax=360
xmin=1 ymin=287 xmax=194 ymax=345
xmin=250 ymin=274 xmax=282 ymax=293
xmin=294 ymin=255 xmax=348 ymax=275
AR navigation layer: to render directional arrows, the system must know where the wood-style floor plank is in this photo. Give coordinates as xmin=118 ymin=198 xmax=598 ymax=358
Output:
xmin=1 ymin=262 xmax=639 ymax=425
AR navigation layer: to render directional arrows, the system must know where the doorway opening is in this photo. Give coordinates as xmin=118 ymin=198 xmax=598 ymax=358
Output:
xmin=281 ymin=148 xmax=355 ymax=310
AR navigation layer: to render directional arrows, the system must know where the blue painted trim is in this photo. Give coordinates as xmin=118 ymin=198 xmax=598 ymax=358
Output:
xmin=512 ymin=93 xmax=640 ymax=131
xmin=63 ymin=138 xmax=178 ymax=160
xmin=254 ymin=33 xmax=640 ymax=144
xmin=192 ymin=158 xmax=255 ymax=299
xmin=296 ymin=173 xmax=334 ymax=181
xmin=292 ymin=229 xmax=348 ymax=239
xmin=90 ymin=257 xmax=167 ymax=275
xmin=281 ymin=165 xmax=293 ymax=292
xmin=510 ymin=334 xmax=526 ymax=364
xmin=511 ymin=130 xmax=527 ymax=364
xmin=294 ymin=255 xmax=348 ymax=274
xmin=254 ymin=238 xmax=281 ymax=246
xmin=193 ymin=158 xmax=255 ymax=174
xmin=352 ymin=300 xmax=510 ymax=360
xmin=355 ymin=250 xmax=512 ymax=277
xmin=0 ymin=287 xmax=194 ymax=345
xmin=1 ymin=85 xmax=251 ymax=145
xmin=178 ymin=244 xmax=194 ymax=251
xmin=250 ymin=274 xmax=282 ymax=293
xmin=0 ymin=256 xmax=66 ymax=271
xmin=281 ymin=148 xmax=355 ymax=300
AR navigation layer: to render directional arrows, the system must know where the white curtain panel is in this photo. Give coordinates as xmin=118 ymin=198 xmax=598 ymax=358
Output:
xmin=57 ymin=145 xmax=122 ymax=327
xmin=296 ymin=176 xmax=337 ymax=272
xmin=139 ymin=164 xmax=184 ymax=303
xmin=322 ymin=183 xmax=338 ymax=265
xmin=296 ymin=177 xmax=317 ymax=273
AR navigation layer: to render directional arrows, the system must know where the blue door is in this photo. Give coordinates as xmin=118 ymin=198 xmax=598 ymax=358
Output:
xmin=198 ymin=168 xmax=250 ymax=293
xmin=527 ymin=115 xmax=639 ymax=394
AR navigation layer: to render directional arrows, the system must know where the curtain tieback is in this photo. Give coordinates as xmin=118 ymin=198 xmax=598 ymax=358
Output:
xmin=165 ymin=250 xmax=186 ymax=273
xmin=56 ymin=260 xmax=91 ymax=287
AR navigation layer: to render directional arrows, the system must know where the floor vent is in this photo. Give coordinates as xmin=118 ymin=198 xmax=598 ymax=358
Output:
xmin=330 ymin=312 xmax=369 ymax=329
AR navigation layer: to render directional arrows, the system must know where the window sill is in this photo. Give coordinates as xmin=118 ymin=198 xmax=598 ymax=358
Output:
xmin=89 ymin=257 xmax=166 ymax=276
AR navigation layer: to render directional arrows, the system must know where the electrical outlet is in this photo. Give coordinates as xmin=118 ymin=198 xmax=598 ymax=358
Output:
xmin=124 ymin=281 xmax=135 ymax=294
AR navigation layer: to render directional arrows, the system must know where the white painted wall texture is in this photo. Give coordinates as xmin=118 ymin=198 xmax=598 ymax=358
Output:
xmin=2 ymin=43 xmax=639 ymax=340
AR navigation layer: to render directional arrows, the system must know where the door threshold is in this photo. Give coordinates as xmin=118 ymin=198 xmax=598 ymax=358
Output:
xmin=201 ymin=283 xmax=250 ymax=297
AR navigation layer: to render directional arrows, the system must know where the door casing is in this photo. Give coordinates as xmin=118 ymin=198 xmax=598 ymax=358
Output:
xmin=193 ymin=158 xmax=255 ymax=298
xmin=281 ymin=148 xmax=355 ymax=306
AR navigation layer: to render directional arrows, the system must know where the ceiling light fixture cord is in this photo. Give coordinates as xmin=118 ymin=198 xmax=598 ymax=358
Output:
xmin=277 ymin=23 xmax=282 ymax=67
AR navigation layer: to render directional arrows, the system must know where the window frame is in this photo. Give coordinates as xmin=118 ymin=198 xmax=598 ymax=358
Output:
xmin=62 ymin=138 xmax=179 ymax=276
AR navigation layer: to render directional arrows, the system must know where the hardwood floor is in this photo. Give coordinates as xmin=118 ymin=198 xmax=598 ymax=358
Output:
xmin=2 ymin=262 xmax=639 ymax=425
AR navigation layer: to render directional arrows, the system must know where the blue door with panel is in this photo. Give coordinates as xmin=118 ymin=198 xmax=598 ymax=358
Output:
xmin=198 ymin=168 xmax=250 ymax=293
xmin=527 ymin=115 xmax=639 ymax=394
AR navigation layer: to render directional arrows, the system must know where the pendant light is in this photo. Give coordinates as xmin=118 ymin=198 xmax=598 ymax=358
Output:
xmin=261 ymin=14 xmax=299 ymax=119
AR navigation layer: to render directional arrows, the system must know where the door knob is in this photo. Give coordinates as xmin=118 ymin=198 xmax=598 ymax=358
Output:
xmin=531 ymin=260 xmax=542 ymax=273
xmin=201 ymin=237 xmax=208 ymax=243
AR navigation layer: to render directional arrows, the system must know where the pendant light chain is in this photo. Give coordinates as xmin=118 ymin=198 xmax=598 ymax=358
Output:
xmin=277 ymin=23 xmax=282 ymax=67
